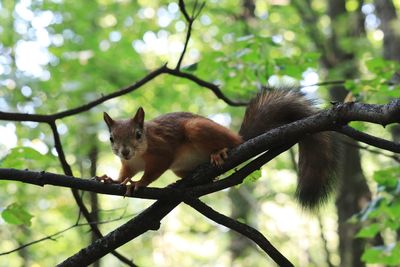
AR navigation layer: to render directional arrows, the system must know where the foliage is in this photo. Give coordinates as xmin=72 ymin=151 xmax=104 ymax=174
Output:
xmin=354 ymin=167 xmax=400 ymax=266
xmin=345 ymin=58 xmax=400 ymax=101
xmin=1 ymin=203 xmax=33 ymax=226
xmin=0 ymin=146 xmax=54 ymax=170
xmin=0 ymin=0 xmax=399 ymax=266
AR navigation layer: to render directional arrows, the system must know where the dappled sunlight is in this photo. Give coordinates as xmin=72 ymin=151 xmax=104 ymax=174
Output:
xmin=1 ymin=0 xmax=399 ymax=266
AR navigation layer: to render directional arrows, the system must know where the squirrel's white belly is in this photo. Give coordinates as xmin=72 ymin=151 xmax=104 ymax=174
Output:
xmin=170 ymin=144 xmax=209 ymax=172
xmin=125 ymin=153 xmax=146 ymax=172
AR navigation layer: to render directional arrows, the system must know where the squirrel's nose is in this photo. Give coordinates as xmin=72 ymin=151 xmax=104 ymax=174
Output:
xmin=121 ymin=149 xmax=130 ymax=158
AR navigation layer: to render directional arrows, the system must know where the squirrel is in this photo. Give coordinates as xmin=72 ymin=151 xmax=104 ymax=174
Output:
xmin=98 ymin=89 xmax=336 ymax=208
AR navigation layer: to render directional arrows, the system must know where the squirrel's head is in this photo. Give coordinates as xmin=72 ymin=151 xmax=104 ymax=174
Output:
xmin=103 ymin=107 xmax=147 ymax=161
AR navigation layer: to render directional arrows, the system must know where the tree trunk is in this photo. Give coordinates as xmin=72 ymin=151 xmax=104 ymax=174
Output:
xmin=331 ymin=131 xmax=371 ymax=267
xmin=374 ymin=0 xmax=400 ymax=144
xmin=327 ymin=1 xmax=370 ymax=266
xmin=229 ymin=0 xmax=257 ymax=262
xmin=374 ymin=0 xmax=400 ymax=61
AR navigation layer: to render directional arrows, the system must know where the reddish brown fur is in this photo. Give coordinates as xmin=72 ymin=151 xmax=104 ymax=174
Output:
xmin=104 ymin=90 xmax=335 ymax=207
xmin=117 ymin=163 xmax=136 ymax=183
xmin=104 ymin=111 xmax=243 ymax=192
xmin=184 ymin=117 xmax=242 ymax=153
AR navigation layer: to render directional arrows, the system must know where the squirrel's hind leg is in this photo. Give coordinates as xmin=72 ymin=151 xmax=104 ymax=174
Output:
xmin=184 ymin=117 xmax=242 ymax=167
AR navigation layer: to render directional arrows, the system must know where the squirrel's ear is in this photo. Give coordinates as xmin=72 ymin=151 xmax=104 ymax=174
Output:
xmin=103 ymin=112 xmax=115 ymax=129
xmin=133 ymin=107 xmax=145 ymax=128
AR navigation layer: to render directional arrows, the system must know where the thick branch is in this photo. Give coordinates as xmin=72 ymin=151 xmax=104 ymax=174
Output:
xmin=0 ymin=168 xmax=172 ymax=199
xmin=56 ymin=198 xmax=179 ymax=266
xmin=191 ymin=144 xmax=294 ymax=196
xmin=0 ymin=144 xmax=289 ymax=201
xmin=58 ymin=99 xmax=400 ymax=265
xmin=1 ymin=99 xmax=399 ymax=200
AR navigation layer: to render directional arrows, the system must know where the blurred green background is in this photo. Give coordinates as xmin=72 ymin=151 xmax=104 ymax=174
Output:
xmin=1 ymin=0 xmax=399 ymax=266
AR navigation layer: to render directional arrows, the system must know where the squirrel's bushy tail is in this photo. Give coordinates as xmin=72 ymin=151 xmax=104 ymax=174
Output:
xmin=239 ymin=89 xmax=336 ymax=209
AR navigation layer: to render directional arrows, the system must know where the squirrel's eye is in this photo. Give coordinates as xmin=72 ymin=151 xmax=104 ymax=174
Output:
xmin=109 ymin=137 xmax=114 ymax=143
xmin=135 ymin=130 xmax=142 ymax=140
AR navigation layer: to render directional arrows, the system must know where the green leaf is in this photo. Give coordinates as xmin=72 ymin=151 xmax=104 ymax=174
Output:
xmin=362 ymin=244 xmax=400 ymax=265
xmin=366 ymin=58 xmax=387 ymax=72
xmin=243 ymin=169 xmax=262 ymax=184
xmin=344 ymin=79 xmax=358 ymax=92
xmin=356 ymin=223 xmax=380 ymax=238
xmin=236 ymin=35 xmax=254 ymax=43
xmin=373 ymin=167 xmax=400 ymax=189
xmin=303 ymin=52 xmax=320 ymax=62
xmin=348 ymin=121 xmax=367 ymax=132
xmin=0 ymin=146 xmax=50 ymax=169
xmin=2 ymin=203 xmax=34 ymax=226
xmin=181 ymin=62 xmax=198 ymax=72
xmin=385 ymin=200 xmax=400 ymax=223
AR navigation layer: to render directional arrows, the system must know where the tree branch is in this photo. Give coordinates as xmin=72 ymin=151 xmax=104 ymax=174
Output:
xmin=176 ymin=0 xmax=206 ymax=70
xmin=1 ymin=99 xmax=399 ymax=200
xmin=0 ymin=143 xmax=290 ymax=202
xmin=0 ymin=65 xmax=168 ymax=122
xmin=185 ymin=198 xmax=294 ymax=267
xmin=343 ymin=139 xmax=400 ymax=163
xmin=191 ymin=144 xmax=294 ymax=197
xmin=49 ymin=121 xmax=136 ymax=266
xmin=337 ymin=125 xmax=400 ymax=153
xmin=1 ymin=99 xmax=398 ymax=265
xmin=56 ymin=197 xmax=181 ymax=266
xmin=164 ymin=67 xmax=247 ymax=106
xmin=57 ymin=98 xmax=400 ymax=264
xmin=0 ymin=64 xmax=245 ymax=124
xmin=0 ymin=211 xmax=134 ymax=257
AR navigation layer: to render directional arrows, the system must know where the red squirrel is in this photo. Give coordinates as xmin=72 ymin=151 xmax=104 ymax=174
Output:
xmin=99 ymin=90 xmax=335 ymax=208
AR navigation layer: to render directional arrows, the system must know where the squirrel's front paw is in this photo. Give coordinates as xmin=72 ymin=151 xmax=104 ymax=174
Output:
xmin=210 ymin=148 xmax=228 ymax=167
xmin=94 ymin=174 xmax=116 ymax=184
xmin=121 ymin=178 xmax=147 ymax=197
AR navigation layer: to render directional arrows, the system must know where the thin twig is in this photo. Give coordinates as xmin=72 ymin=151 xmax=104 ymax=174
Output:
xmin=185 ymin=198 xmax=294 ymax=267
xmin=176 ymin=19 xmax=193 ymax=70
xmin=342 ymin=137 xmax=400 ymax=162
xmin=0 ymin=64 xmax=245 ymax=124
xmin=0 ymin=213 xmax=135 ymax=257
xmin=49 ymin=121 xmax=136 ymax=266
xmin=300 ymin=80 xmax=346 ymax=88
xmin=317 ymin=213 xmax=334 ymax=267
xmin=164 ymin=67 xmax=247 ymax=106
xmin=178 ymin=0 xmax=191 ymax=22
xmin=193 ymin=2 xmax=206 ymax=20
xmin=338 ymin=125 xmax=400 ymax=153
xmin=176 ymin=0 xmax=205 ymax=70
